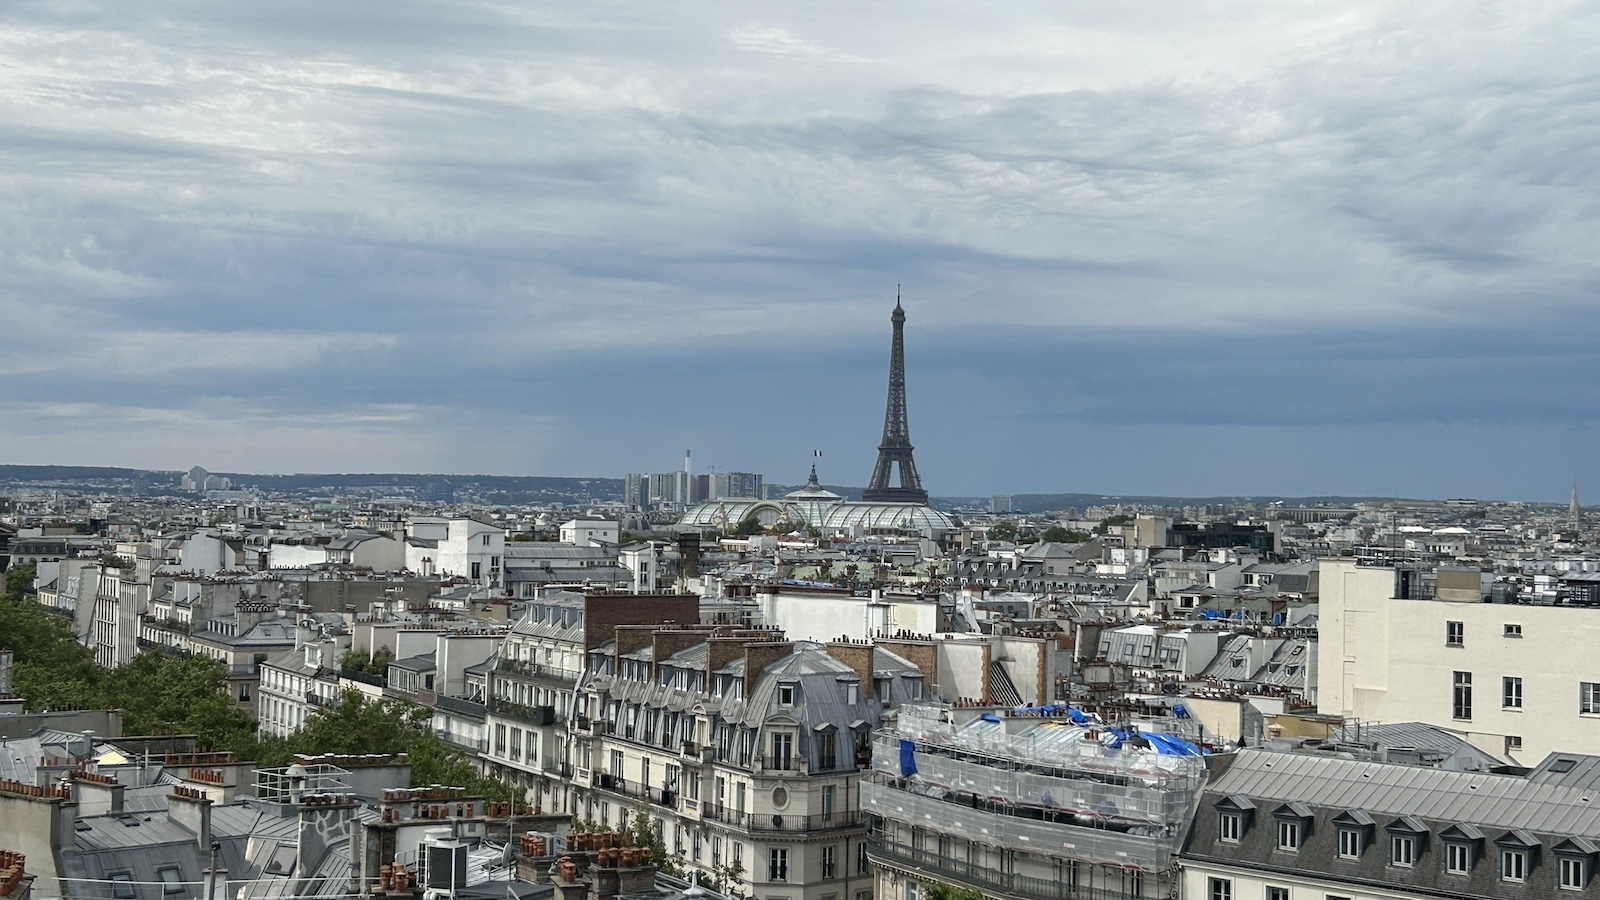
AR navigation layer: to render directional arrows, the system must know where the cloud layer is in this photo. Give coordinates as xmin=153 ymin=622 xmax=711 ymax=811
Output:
xmin=2 ymin=1 xmax=1599 ymax=499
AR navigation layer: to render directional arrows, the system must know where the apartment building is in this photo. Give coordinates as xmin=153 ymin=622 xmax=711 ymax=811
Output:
xmin=1319 ymin=558 xmax=1600 ymax=763
xmin=1182 ymin=747 xmax=1600 ymax=900
xmin=570 ymin=627 xmax=929 ymax=900
xmin=480 ymin=591 xmax=699 ymax=815
xmin=864 ymin=704 xmax=1207 ymax=900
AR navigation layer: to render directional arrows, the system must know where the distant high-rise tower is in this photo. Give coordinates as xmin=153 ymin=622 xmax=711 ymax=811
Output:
xmin=1572 ymin=479 xmax=1582 ymax=533
xmin=862 ymin=290 xmax=929 ymax=504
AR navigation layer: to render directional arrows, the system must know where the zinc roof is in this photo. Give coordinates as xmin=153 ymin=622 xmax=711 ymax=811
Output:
xmin=1209 ymin=749 xmax=1600 ymax=836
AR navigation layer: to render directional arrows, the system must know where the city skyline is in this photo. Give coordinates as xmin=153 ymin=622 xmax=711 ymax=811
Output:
xmin=3 ymin=3 xmax=1600 ymax=501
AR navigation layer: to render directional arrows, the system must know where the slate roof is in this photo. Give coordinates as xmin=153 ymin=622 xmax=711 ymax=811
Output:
xmin=1208 ymin=749 xmax=1600 ymax=835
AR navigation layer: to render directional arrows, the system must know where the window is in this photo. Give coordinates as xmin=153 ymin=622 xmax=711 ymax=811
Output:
xmin=158 ymin=869 xmax=184 ymax=895
xmin=1208 ymin=877 xmax=1232 ymax=900
xmin=820 ymin=731 xmax=838 ymax=770
xmin=1502 ymin=848 xmax=1527 ymax=883
xmin=822 ymin=845 xmax=836 ymax=878
xmin=857 ymin=842 xmax=870 ymax=874
xmin=1561 ymin=856 xmax=1586 ymax=890
xmin=471 ymin=562 xmax=482 ymax=579
xmin=1505 ymin=623 xmax=1522 ymax=637
xmin=111 ymin=874 xmax=136 ymax=900
xmin=1218 ymin=812 xmax=1241 ymax=843
xmin=1583 ymin=682 xmax=1600 ymax=714
xmin=1507 ymin=735 xmax=1523 ymax=754
xmin=1503 ymin=676 xmax=1523 ymax=709
xmin=1446 ymin=843 xmax=1472 ymax=875
xmin=778 ymin=684 xmax=795 ymax=706
xmin=482 ymin=534 xmax=491 ymax=546
xmin=769 ymin=848 xmax=789 ymax=882
xmin=1277 ymin=820 xmax=1301 ymax=851
xmin=1391 ymin=835 xmax=1416 ymax=867
xmin=772 ymin=733 xmax=793 ymax=769
xmin=1453 ymin=671 xmax=1473 ymax=720
xmin=1266 ymin=889 xmax=1289 ymax=900
xmin=847 ymin=683 xmax=860 ymax=705
xmin=1338 ymin=828 xmax=1362 ymax=859
xmin=693 ymin=830 xmax=702 ymax=861
xmin=1447 ymin=621 xmax=1464 ymax=647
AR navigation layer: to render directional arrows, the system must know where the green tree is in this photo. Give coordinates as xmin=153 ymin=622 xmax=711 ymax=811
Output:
xmin=988 ymin=521 xmax=1019 ymax=542
xmin=260 ymin=691 xmax=515 ymax=803
xmin=623 ymin=808 xmax=684 ymax=878
xmin=733 ymin=516 xmax=766 ymax=537
xmin=1093 ymin=513 xmax=1134 ymax=535
xmin=100 ymin=653 xmax=256 ymax=750
xmin=924 ymin=882 xmax=984 ymax=900
xmin=0 ymin=563 xmax=105 ymax=710
xmin=1040 ymin=526 xmax=1090 ymax=543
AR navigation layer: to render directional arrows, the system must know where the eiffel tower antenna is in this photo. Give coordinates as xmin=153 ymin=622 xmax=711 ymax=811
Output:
xmin=862 ymin=288 xmax=928 ymax=503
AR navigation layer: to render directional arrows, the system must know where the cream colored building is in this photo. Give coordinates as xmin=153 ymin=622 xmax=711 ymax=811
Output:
xmin=1319 ymin=558 xmax=1600 ymax=764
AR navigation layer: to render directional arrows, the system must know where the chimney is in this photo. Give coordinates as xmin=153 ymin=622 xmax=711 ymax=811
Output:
xmin=651 ymin=629 xmax=713 ymax=682
xmin=70 ymin=775 xmax=124 ymax=816
xmin=743 ymin=641 xmax=795 ymax=698
xmin=169 ymin=787 xmax=213 ymax=852
xmin=551 ymin=858 xmax=587 ymax=900
xmin=705 ymin=637 xmax=748 ymax=686
xmin=611 ymin=626 xmax=655 ymax=665
xmin=825 ymin=642 xmax=876 ymax=700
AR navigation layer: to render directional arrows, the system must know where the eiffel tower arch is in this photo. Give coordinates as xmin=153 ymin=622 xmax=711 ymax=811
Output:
xmin=861 ymin=292 xmax=929 ymax=504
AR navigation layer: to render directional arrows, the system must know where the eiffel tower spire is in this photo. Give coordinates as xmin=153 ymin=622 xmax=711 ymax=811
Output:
xmin=862 ymin=287 xmax=929 ymax=503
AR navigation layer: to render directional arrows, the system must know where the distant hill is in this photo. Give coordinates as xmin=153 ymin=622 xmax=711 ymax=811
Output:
xmin=1004 ymin=493 xmax=1391 ymax=515
xmin=0 ymin=465 xmax=620 ymax=504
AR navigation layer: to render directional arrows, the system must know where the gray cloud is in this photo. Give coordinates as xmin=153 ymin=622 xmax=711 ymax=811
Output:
xmin=3 ymin=1 xmax=1599 ymax=497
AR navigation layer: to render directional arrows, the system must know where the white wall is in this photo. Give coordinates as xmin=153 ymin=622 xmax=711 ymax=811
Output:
xmin=1319 ymin=558 xmax=1600 ymax=764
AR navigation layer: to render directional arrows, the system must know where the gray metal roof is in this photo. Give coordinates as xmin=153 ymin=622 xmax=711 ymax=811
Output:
xmin=1209 ymin=749 xmax=1600 ymax=836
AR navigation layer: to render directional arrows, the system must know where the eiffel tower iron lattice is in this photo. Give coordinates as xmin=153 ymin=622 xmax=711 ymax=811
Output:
xmin=861 ymin=291 xmax=929 ymax=504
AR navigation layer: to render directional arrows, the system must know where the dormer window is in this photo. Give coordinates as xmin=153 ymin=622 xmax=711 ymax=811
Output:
xmin=1441 ymin=823 xmax=1484 ymax=875
xmin=1497 ymin=829 xmax=1541 ymax=884
xmin=1553 ymin=837 xmax=1597 ymax=891
xmin=1216 ymin=795 xmax=1255 ymax=844
xmin=1333 ymin=809 xmax=1374 ymax=859
xmin=1386 ymin=815 xmax=1428 ymax=869
xmin=778 ymin=683 xmax=796 ymax=706
xmin=904 ymin=676 xmax=924 ymax=700
xmin=1274 ymin=802 xmax=1313 ymax=852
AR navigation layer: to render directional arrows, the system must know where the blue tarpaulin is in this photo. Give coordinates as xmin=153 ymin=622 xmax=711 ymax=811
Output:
xmin=899 ymin=739 xmax=918 ymax=777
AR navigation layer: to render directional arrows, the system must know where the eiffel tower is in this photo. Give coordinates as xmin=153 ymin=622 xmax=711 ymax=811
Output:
xmin=862 ymin=290 xmax=929 ymax=503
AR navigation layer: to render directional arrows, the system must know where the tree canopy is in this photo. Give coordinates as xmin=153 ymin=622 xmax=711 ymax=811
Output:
xmin=0 ymin=564 xmax=516 ymax=803
xmin=1040 ymin=525 xmax=1091 ymax=543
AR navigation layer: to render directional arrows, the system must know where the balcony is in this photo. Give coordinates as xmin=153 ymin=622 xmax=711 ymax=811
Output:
xmin=756 ymin=755 xmax=805 ymax=775
xmin=869 ymin=838 xmax=1131 ymax=900
xmin=595 ymin=773 xmax=637 ymax=798
xmin=700 ymin=806 xmax=859 ymax=832
xmin=432 ymin=694 xmax=488 ymax=719
xmin=488 ymin=698 xmax=559 ymax=725
xmin=305 ymin=691 xmax=338 ymax=709
xmin=494 ymin=657 xmax=581 ymax=684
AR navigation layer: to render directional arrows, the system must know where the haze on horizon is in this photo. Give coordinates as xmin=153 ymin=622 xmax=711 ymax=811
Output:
xmin=3 ymin=2 xmax=1599 ymax=503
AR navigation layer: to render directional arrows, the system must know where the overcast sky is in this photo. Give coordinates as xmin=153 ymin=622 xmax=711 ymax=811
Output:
xmin=4 ymin=1 xmax=1599 ymax=500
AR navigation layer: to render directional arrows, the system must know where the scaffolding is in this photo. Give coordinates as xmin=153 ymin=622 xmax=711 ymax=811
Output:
xmin=863 ymin=705 xmax=1207 ymax=871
